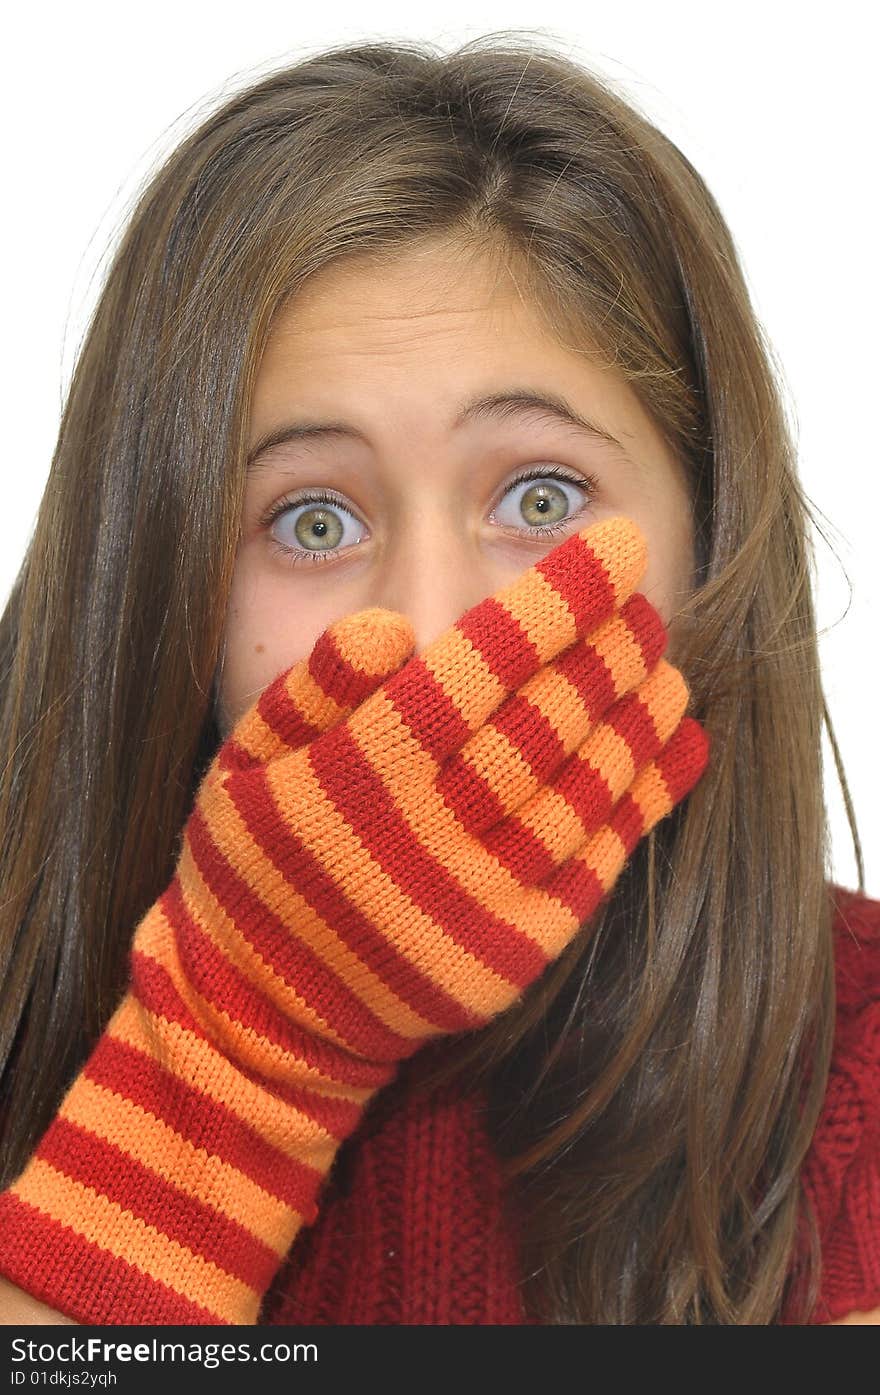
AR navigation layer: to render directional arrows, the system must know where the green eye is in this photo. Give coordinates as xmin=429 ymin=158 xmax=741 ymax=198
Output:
xmin=293 ymin=506 xmax=346 ymax=551
xmin=492 ymin=469 xmax=595 ymax=534
xmin=264 ymin=490 xmax=366 ymax=565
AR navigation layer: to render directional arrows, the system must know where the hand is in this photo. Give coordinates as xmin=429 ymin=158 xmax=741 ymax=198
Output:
xmin=180 ymin=512 xmax=710 ymax=1061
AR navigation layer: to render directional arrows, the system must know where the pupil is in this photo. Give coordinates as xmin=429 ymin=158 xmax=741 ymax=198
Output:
xmin=521 ymin=481 xmax=567 ymax=527
xmin=294 ymin=506 xmax=343 ymax=550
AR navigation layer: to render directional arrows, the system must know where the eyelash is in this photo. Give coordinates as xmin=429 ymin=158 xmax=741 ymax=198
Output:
xmin=258 ymin=465 xmax=599 ymax=568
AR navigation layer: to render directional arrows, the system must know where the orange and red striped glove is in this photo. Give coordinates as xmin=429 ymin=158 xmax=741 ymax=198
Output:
xmin=0 ymin=514 xmax=710 ymax=1325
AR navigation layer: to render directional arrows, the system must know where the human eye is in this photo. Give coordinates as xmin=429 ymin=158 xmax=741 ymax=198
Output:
xmin=258 ymin=488 xmax=367 ymax=567
xmin=490 ymin=466 xmax=598 ymax=542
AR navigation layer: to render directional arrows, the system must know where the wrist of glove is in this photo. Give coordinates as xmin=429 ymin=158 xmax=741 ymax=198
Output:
xmin=0 ymin=514 xmax=710 ymax=1325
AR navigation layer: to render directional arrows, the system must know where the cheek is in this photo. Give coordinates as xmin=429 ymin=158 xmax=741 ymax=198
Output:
xmin=216 ymin=559 xmax=349 ymax=733
xmin=639 ymin=521 xmax=695 ymax=667
xmin=629 ymin=515 xmax=694 ymax=629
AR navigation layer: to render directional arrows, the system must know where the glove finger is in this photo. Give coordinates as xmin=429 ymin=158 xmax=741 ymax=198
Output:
xmin=480 ymin=660 xmax=690 ymax=883
xmin=217 ymin=607 xmax=416 ymax=773
xmin=539 ymin=716 xmax=711 ymax=923
xmin=254 ymin=699 xmax=702 ymax=1031
xmin=435 ymin=590 xmax=667 ymax=840
xmin=344 ymin=515 xmax=648 ymax=774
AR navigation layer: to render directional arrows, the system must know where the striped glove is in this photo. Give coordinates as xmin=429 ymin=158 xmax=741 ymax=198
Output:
xmin=0 ymin=514 xmax=709 ymax=1325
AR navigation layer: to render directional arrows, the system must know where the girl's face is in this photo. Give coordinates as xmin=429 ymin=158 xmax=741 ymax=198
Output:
xmin=215 ymin=242 xmax=695 ymax=739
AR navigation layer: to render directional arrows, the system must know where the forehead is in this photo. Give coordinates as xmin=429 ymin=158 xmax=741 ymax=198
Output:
xmin=253 ymin=244 xmax=631 ymax=430
xmin=247 ymin=241 xmax=685 ymax=499
xmin=257 ymin=243 xmax=557 ymax=369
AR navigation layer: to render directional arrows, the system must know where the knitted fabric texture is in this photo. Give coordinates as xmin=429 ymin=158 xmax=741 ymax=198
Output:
xmin=256 ymin=886 xmax=880 ymax=1327
xmin=0 ymin=515 xmax=710 ymax=1325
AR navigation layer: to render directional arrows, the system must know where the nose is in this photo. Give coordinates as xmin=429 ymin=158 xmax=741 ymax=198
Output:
xmin=370 ymin=528 xmax=504 ymax=655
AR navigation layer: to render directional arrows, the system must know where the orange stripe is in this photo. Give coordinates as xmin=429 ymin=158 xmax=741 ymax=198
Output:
xmin=456 ymin=722 xmax=536 ymax=817
xmin=582 ymin=607 xmax=656 ymax=694
xmin=419 ymin=626 xmax=508 ymax=731
xmin=440 ymin=607 xmax=661 ymax=824
xmin=339 ymin=715 xmax=608 ymax=946
xmin=194 ymin=772 xmax=440 ymax=1045
xmin=287 ymin=723 xmax=579 ymax=991
xmin=493 ymin=568 xmax=579 ymax=665
xmin=327 ymin=606 xmax=414 ymax=677
xmin=59 ymin=1076 xmax=294 ymax=1253
xmin=261 ymin=748 xmax=515 ymax=1010
xmin=634 ymin=660 xmax=688 ymax=743
xmin=572 ymin=824 xmax=630 ymax=899
xmin=515 ymin=786 xmax=589 ymax=865
xmin=508 ymin=663 xmax=687 ymax=867
xmin=532 ymin=661 xmax=686 ymax=820
xmin=107 ymin=988 xmax=338 ymax=1174
xmin=579 ymin=516 xmax=648 ymax=607
xmin=556 ymin=757 xmax=675 ymax=911
xmin=628 ymin=759 xmax=676 ymax=828
xmin=222 ymin=658 xmax=345 ymax=768
xmin=11 ymin=1159 xmax=262 ymax=1323
xmin=130 ymin=908 xmax=347 ymax=1150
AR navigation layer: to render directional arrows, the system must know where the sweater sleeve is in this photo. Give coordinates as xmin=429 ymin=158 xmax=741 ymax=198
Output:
xmin=783 ymin=885 xmax=880 ymax=1324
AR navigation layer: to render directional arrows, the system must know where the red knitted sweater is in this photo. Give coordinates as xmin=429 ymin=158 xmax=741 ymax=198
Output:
xmin=256 ymin=883 xmax=880 ymax=1326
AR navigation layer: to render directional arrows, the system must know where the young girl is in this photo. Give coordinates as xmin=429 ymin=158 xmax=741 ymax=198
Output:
xmin=0 ymin=36 xmax=876 ymax=1327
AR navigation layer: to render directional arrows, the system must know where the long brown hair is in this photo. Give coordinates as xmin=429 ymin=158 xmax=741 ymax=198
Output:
xmin=0 ymin=32 xmax=864 ymax=1323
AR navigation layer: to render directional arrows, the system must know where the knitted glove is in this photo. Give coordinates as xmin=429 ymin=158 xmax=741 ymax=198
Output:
xmin=0 ymin=514 xmax=710 ymax=1325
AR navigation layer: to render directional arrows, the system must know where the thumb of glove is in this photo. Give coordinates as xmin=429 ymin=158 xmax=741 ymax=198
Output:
xmin=217 ymin=608 xmax=417 ymax=773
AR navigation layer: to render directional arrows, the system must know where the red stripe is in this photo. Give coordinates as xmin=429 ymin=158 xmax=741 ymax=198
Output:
xmin=550 ymin=636 xmax=618 ymax=723
xmin=534 ymin=530 xmax=619 ymax=631
xmin=256 ymin=692 xmax=322 ymax=754
xmin=308 ymin=626 xmax=383 ymax=709
xmin=606 ymin=788 xmax=648 ymax=855
xmin=618 ymin=590 xmax=669 ymax=667
xmin=455 ymin=595 xmax=540 ymax=690
xmin=489 ymin=692 xmax=566 ymax=779
xmin=463 ymin=592 xmax=665 ymax=800
xmin=306 ymin=724 xmax=551 ymax=990
xmin=539 ymin=590 xmax=667 ymax=729
xmin=130 ymin=940 xmax=389 ymax=1154
xmin=657 ymin=718 xmax=710 ymax=801
xmin=380 ymin=653 xmax=473 ymax=764
xmin=225 ymin=770 xmax=486 ymax=1042
xmin=0 ymin=1192 xmax=231 ymax=1324
xmin=377 ymin=593 xmax=543 ymax=766
xmin=541 ymin=850 xmax=605 ymax=922
xmin=217 ymin=736 xmax=263 ymax=775
xmin=482 ymin=816 xmax=556 ymax=885
xmin=35 ymin=1117 xmax=279 ymax=1291
xmin=159 ymin=870 xmax=395 ymax=1122
xmin=85 ymin=1023 xmax=325 ymax=1219
xmin=436 ymin=751 xmax=507 ymax=837
xmin=539 ymin=723 xmax=708 ymax=919
xmin=216 ymin=666 xmax=323 ymax=775
xmin=549 ymin=753 xmax=614 ymax=833
xmin=184 ymin=798 xmax=423 ymax=1067
xmin=433 ymin=603 xmax=664 ymax=842
xmin=546 ymin=689 xmax=664 ymax=838
xmin=602 ymin=688 xmax=664 ymax=769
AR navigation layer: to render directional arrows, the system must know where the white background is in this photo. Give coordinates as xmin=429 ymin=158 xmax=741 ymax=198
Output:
xmin=2 ymin=1 xmax=876 ymax=896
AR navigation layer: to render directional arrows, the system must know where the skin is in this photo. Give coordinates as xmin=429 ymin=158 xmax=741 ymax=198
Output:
xmin=3 ymin=240 xmax=877 ymax=1327
xmin=214 ymin=239 xmax=695 ymax=739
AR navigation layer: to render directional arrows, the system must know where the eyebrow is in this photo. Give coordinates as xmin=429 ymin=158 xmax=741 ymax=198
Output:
xmin=246 ymin=388 xmax=632 ymax=470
